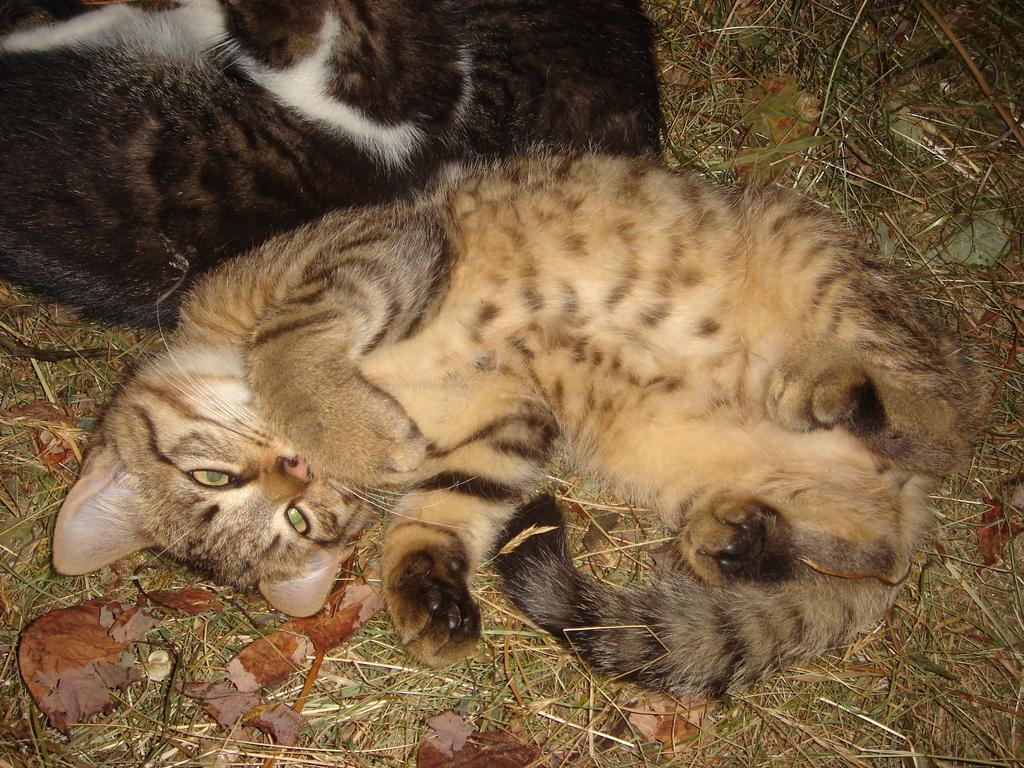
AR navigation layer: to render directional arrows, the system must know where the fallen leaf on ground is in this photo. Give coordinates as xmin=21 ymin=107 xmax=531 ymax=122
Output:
xmin=226 ymin=579 xmax=380 ymax=691
xmin=36 ymin=428 xmax=76 ymax=469
xmin=227 ymin=629 xmax=312 ymax=693
xmin=109 ymin=608 xmax=159 ymax=644
xmin=977 ymin=497 xmax=1023 ymax=566
xmin=19 ymin=599 xmax=157 ymax=731
xmin=243 ymin=702 xmax=308 ymax=746
xmin=626 ymin=692 xmax=715 ymax=753
xmin=928 ymin=213 xmax=1010 ymax=267
xmin=187 ymin=580 xmax=380 ymax=730
xmin=284 ymin=580 xmax=382 ymax=654
xmin=733 ymin=75 xmax=824 ymax=185
xmin=0 ymin=401 xmax=79 ymax=468
xmin=0 ymin=401 xmax=67 ymax=422
xmin=182 ymin=681 xmax=261 ymax=727
xmin=423 ymin=711 xmax=475 ymax=757
xmin=147 ymin=587 xmax=221 ymax=615
xmin=582 ymin=510 xmax=622 ymax=550
xmin=417 ymin=712 xmax=539 ymax=768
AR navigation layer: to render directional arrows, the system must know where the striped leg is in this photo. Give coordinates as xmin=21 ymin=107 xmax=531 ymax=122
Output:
xmin=381 ymin=397 xmax=556 ymax=666
xmin=383 ymin=490 xmax=515 ymax=667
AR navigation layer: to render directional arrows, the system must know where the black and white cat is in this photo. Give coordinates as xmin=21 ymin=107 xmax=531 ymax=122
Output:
xmin=0 ymin=0 xmax=660 ymax=326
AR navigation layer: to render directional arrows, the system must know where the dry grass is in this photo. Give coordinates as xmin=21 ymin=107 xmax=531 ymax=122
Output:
xmin=2 ymin=1 xmax=1022 ymax=765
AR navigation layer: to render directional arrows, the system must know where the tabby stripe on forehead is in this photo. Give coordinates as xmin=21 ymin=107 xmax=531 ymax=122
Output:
xmin=134 ymin=382 xmax=264 ymax=440
xmin=334 ymin=512 xmax=365 ymax=548
xmin=137 ymin=409 xmax=175 ymax=467
xmin=414 ymin=472 xmax=521 ymax=502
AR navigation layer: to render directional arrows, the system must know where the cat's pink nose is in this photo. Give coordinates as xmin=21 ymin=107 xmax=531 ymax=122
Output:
xmin=278 ymin=456 xmax=312 ymax=482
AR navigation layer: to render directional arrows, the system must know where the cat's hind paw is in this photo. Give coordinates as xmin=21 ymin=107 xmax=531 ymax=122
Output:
xmin=385 ymin=538 xmax=480 ymax=667
xmin=677 ymin=497 xmax=777 ymax=583
xmin=767 ymin=350 xmax=884 ymax=436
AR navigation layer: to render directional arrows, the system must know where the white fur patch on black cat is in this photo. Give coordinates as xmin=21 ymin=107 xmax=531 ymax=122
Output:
xmin=233 ymin=12 xmax=427 ymax=168
xmin=0 ymin=0 xmax=226 ymax=56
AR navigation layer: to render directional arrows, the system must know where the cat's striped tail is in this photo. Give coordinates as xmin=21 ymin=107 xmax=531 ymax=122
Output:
xmin=494 ymin=496 xmax=897 ymax=697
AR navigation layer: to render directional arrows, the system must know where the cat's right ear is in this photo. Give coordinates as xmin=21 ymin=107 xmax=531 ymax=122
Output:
xmin=52 ymin=447 xmax=152 ymax=575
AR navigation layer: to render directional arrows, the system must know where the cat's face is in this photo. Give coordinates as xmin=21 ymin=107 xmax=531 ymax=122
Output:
xmin=53 ymin=345 xmax=368 ymax=616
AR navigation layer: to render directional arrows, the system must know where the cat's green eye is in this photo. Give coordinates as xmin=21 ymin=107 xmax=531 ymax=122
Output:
xmin=190 ymin=469 xmax=233 ymax=487
xmin=286 ymin=506 xmax=309 ymax=534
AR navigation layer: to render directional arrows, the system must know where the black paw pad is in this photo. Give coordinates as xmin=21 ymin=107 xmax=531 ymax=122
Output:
xmin=420 ymin=577 xmax=479 ymax=636
xmin=391 ymin=545 xmax=481 ymax=652
xmin=712 ymin=516 xmax=766 ymax=574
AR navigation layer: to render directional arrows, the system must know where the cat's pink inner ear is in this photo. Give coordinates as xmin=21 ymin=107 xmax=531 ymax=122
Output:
xmin=52 ymin=448 xmax=150 ymax=575
xmin=259 ymin=549 xmax=340 ymax=617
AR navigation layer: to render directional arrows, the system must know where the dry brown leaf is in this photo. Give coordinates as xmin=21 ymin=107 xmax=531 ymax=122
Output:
xmin=19 ymin=599 xmax=156 ymax=731
xmin=182 ymin=681 xmax=261 ymax=728
xmin=226 ymin=580 xmax=379 ymax=692
xmin=36 ymin=428 xmax=76 ymax=469
xmin=0 ymin=401 xmax=78 ymax=469
xmin=977 ymin=497 xmax=1023 ymax=566
xmin=243 ymin=702 xmax=308 ymax=746
xmin=735 ymin=75 xmax=825 ymax=185
xmin=417 ymin=731 xmax=540 ymax=768
xmin=423 ymin=711 xmax=475 ymax=757
xmin=182 ymin=580 xmax=380 ymax=733
xmin=227 ymin=629 xmax=312 ymax=692
xmin=582 ymin=510 xmax=622 ymax=550
xmin=275 ymin=580 xmax=382 ymax=655
xmin=0 ymin=401 xmax=67 ymax=422
xmin=626 ymin=692 xmax=715 ymax=753
xmin=109 ymin=608 xmax=159 ymax=644
xmin=147 ymin=587 xmax=221 ymax=615
xmin=417 ymin=712 xmax=539 ymax=768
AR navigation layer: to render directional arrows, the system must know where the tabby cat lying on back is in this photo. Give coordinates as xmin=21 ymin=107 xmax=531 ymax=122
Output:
xmin=53 ymin=154 xmax=982 ymax=695
xmin=0 ymin=0 xmax=658 ymax=326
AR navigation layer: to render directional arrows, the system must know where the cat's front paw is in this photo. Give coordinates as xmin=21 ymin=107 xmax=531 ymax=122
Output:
xmin=250 ymin=356 xmax=426 ymax=484
xmin=385 ymin=542 xmax=481 ymax=667
xmin=767 ymin=353 xmax=884 ymax=435
xmin=677 ymin=497 xmax=774 ymax=583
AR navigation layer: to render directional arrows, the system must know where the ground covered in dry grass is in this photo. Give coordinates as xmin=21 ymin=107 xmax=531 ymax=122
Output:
xmin=1 ymin=1 xmax=1022 ymax=765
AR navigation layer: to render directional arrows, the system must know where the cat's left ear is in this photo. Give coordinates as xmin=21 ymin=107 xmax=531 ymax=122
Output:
xmin=259 ymin=548 xmax=340 ymax=617
xmin=52 ymin=446 xmax=152 ymax=575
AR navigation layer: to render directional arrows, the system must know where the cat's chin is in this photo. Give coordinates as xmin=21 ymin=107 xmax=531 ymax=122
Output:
xmin=259 ymin=547 xmax=342 ymax=617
